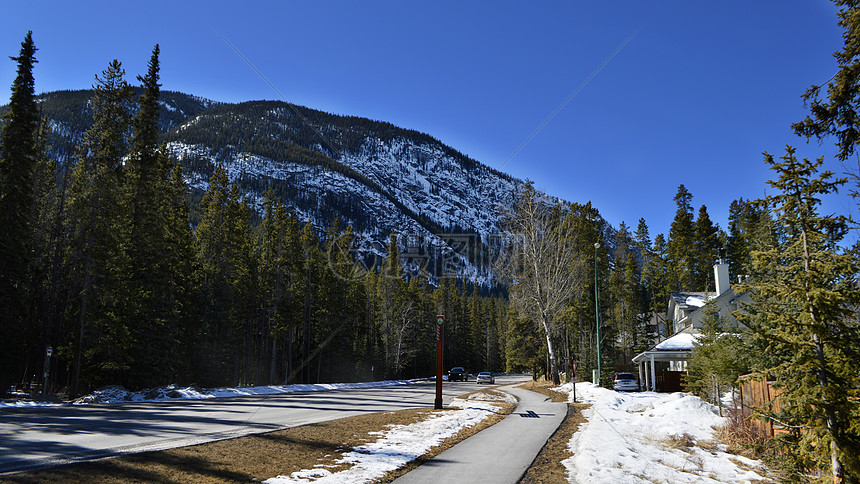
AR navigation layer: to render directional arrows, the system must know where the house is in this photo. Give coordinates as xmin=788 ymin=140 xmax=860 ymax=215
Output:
xmin=632 ymin=260 xmax=750 ymax=392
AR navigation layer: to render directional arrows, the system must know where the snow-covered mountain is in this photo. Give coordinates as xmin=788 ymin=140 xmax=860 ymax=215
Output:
xmin=18 ymin=90 xmax=612 ymax=279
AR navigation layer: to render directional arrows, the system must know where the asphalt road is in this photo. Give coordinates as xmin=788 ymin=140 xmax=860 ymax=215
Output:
xmin=0 ymin=375 xmax=530 ymax=475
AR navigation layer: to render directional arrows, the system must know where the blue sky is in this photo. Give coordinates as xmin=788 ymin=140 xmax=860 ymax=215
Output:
xmin=2 ymin=1 xmax=853 ymax=241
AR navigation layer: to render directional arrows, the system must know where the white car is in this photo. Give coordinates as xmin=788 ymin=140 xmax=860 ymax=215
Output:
xmin=476 ymin=372 xmax=495 ymax=384
xmin=613 ymin=372 xmax=639 ymax=392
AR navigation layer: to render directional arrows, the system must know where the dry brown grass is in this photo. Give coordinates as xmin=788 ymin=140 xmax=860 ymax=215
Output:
xmin=713 ymin=418 xmax=770 ymax=459
xmin=663 ymin=432 xmax=697 ymax=452
xmin=516 ymin=379 xmax=569 ymax=403
xmin=1 ymin=392 xmax=515 ymax=484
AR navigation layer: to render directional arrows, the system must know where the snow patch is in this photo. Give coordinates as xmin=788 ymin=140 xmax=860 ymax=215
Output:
xmin=557 ymin=383 xmax=769 ymax=483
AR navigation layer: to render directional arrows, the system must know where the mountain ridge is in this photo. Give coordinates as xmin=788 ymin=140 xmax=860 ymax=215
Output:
xmin=4 ymin=89 xmax=613 ymax=279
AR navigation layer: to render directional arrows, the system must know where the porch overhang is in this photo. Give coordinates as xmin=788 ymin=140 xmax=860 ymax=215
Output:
xmin=632 ymin=350 xmax=691 ymax=364
xmin=632 ymin=348 xmax=692 ymax=392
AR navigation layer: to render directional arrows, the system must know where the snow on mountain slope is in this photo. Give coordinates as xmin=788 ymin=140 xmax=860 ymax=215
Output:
xmin=339 ymin=136 xmax=521 ymax=234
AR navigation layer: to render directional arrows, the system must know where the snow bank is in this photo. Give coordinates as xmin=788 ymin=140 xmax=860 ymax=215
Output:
xmin=74 ymin=380 xmax=419 ymax=404
xmin=0 ymin=399 xmax=64 ymax=408
xmin=558 ymin=383 xmax=767 ymax=483
xmin=0 ymin=380 xmax=423 ymax=407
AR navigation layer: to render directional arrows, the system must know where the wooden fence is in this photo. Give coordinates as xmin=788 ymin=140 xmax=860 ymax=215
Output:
xmin=738 ymin=372 xmax=787 ymax=437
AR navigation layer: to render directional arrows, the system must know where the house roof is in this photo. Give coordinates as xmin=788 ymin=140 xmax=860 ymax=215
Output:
xmin=654 ymin=332 xmax=701 ymax=351
xmin=631 ymin=331 xmax=701 ymax=363
xmin=669 ymin=292 xmax=714 ymax=309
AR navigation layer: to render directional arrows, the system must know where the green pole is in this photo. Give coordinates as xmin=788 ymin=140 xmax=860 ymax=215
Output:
xmin=594 ymin=242 xmax=601 ymax=386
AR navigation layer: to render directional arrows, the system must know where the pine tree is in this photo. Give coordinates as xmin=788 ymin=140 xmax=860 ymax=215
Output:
xmin=668 ymin=184 xmax=695 ymax=291
xmin=26 ymin=120 xmax=65 ymax=395
xmin=194 ymin=165 xmax=253 ymax=386
xmin=609 ymin=222 xmax=644 ymax=367
xmin=298 ymin=220 xmax=324 ymax=383
xmin=793 ymin=1 xmax=860 ymax=165
xmin=257 ymin=191 xmax=293 ymax=384
xmin=744 ymin=146 xmax=860 ymax=481
xmin=161 ymin=162 xmax=194 ymax=382
xmin=686 ymin=303 xmax=751 ymax=411
xmin=0 ymin=32 xmax=40 ymax=396
xmin=65 ymin=60 xmax=134 ymax=394
xmin=727 ymin=198 xmax=779 ymax=283
xmin=642 ymin=233 xmax=671 ymax=337
xmin=121 ymin=45 xmax=179 ymax=388
xmin=692 ymin=205 xmax=721 ymax=292
xmin=504 ymin=307 xmax=540 ymax=374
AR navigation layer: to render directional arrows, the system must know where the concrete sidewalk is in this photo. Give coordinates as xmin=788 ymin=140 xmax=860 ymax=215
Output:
xmin=393 ymin=384 xmax=567 ymax=484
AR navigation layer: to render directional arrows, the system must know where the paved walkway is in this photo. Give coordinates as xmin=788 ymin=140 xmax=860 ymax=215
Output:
xmin=394 ymin=384 xmax=567 ymax=484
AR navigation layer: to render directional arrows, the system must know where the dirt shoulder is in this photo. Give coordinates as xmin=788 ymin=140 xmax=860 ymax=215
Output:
xmin=1 ymin=390 xmax=516 ymax=484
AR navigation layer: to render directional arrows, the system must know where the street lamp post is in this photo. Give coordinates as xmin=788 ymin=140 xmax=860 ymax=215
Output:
xmin=435 ymin=315 xmax=444 ymax=410
xmin=43 ymin=346 xmax=52 ymax=399
xmin=594 ymin=242 xmax=601 ymax=386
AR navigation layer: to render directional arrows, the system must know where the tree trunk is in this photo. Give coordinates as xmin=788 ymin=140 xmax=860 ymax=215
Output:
xmin=269 ymin=338 xmax=277 ymax=385
xmin=541 ymin=317 xmax=560 ymax=385
xmin=801 ymin=221 xmax=844 ymax=484
xmin=71 ymin=272 xmax=89 ymax=399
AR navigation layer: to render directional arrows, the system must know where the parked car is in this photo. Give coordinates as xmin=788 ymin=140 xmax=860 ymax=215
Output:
xmin=476 ymin=372 xmax=495 ymax=384
xmin=449 ymin=367 xmax=467 ymax=381
xmin=613 ymin=372 xmax=639 ymax=392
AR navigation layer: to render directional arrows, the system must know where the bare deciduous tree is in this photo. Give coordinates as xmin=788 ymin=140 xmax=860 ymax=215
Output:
xmin=497 ymin=182 xmax=586 ymax=384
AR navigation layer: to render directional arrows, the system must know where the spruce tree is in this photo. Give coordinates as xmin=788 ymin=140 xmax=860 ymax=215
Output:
xmin=121 ymin=45 xmax=192 ymax=387
xmin=26 ymin=120 xmax=64 ymax=395
xmin=745 ymin=146 xmax=860 ymax=481
xmin=610 ymin=222 xmax=644 ymax=366
xmin=633 ymin=218 xmax=651 ymax=263
xmin=0 ymin=32 xmax=40 ymax=396
xmin=727 ymin=198 xmax=779 ymax=283
xmin=194 ymin=165 xmax=252 ymax=386
xmin=258 ymin=191 xmax=293 ymax=384
xmin=793 ymin=1 xmax=860 ymax=164
xmin=642 ymin=233 xmax=671 ymax=336
xmin=692 ymin=205 xmax=721 ymax=292
xmin=686 ymin=303 xmax=750 ymax=411
xmin=667 ymin=184 xmax=695 ymax=291
xmin=726 ymin=198 xmax=754 ymax=281
xmin=65 ymin=60 xmax=133 ymax=394
xmin=161 ymin=162 xmax=194 ymax=382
